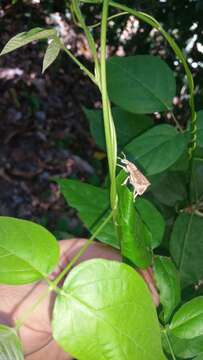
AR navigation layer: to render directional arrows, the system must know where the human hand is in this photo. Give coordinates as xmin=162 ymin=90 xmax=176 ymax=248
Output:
xmin=0 ymin=239 xmax=159 ymax=359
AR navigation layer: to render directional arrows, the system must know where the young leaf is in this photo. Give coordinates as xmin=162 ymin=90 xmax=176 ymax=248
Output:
xmin=170 ymin=213 xmax=203 ymax=288
xmin=0 ymin=28 xmax=57 ymax=56
xmin=135 ymin=198 xmax=165 ymax=249
xmin=42 ymin=38 xmax=61 ymax=73
xmin=170 ymin=297 xmax=203 ymax=339
xmin=56 ymin=179 xmax=118 ymax=248
xmin=154 ymin=256 xmax=181 ymax=323
xmin=107 ymin=55 xmax=176 ymax=114
xmin=0 ymin=324 xmax=24 ymax=360
xmin=0 ymin=217 xmax=59 ymax=285
xmin=52 ymin=259 xmax=165 ymax=360
xmin=118 ymin=185 xmax=152 ymax=268
xmin=84 ymin=106 xmax=153 ymax=151
xmin=124 ymin=125 xmax=187 ymax=175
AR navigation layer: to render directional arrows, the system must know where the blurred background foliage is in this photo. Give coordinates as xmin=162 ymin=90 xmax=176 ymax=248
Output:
xmin=0 ymin=0 xmax=202 ymax=238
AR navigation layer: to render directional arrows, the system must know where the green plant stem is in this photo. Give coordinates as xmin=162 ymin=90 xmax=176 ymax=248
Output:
xmin=163 ymin=330 xmax=177 ymax=360
xmin=100 ymin=0 xmax=118 ymax=213
xmin=15 ymin=288 xmax=50 ymax=331
xmin=52 ymin=210 xmax=114 ymax=287
xmin=72 ymin=0 xmax=101 ymax=83
xmin=61 ymin=43 xmax=97 ymax=84
xmin=109 ymin=1 xmax=197 ymax=158
xmin=89 ymin=11 xmax=128 ymax=29
xmin=15 ymin=211 xmax=114 ymax=330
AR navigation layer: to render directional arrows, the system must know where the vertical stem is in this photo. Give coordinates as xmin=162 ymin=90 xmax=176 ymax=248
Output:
xmin=163 ymin=330 xmax=177 ymax=360
xmin=100 ymin=0 xmax=118 ymax=213
xmin=72 ymin=0 xmax=101 ymax=84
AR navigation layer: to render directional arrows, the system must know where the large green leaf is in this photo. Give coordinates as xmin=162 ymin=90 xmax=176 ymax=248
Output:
xmin=170 ymin=213 xmax=203 ymax=288
xmin=170 ymin=297 xmax=203 ymax=339
xmin=162 ymin=331 xmax=203 ymax=359
xmin=118 ymin=185 xmax=152 ymax=268
xmin=0 ymin=217 xmax=59 ymax=285
xmin=42 ymin=38 xmax=61 ymax=73
xmin=107 ymin=55 xmax=176 ymax=114
xmin=149 ymin=171 xmax=187 ymax=207
xmin=196 ymin=354 xmax=203 ymax=359
xmin=52 ymin=259 xmax=165 ymax=360
xmin=154 ymin=256 xmax=181 ymax=323
xmin=0 ymin=324 xmax=24 ymax=360
xmin=0 ymin=28 xmax=57 ymax=56
xmin=56 ymin=179 xmax=118 ymax=248
xmin=84 ymin=106 xmax=153 ymax=150
xmin=124 ymin=125 xmax=187 ymax=175
xmin=135 ymin=198 xmax=165 ymax=249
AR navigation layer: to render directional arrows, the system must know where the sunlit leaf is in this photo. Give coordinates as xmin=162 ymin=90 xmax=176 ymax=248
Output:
xmin=0 ymin=217 xmax=59 ymax=285
xmin=53 ymin=259 xmax=165 ymax=360
xmin=0 ymin=324 xmax=24 ymax=360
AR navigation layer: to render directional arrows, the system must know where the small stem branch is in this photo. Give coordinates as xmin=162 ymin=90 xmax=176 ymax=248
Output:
xmin=61 ymin=43 xmax=97 ymax=84
xmin=163 ymin=329 xmax=177 ymax=360
xmin=100 ymin=0 xmax=118 ymax=212
xmin=72 ymin=0 xmax=100 ymax=83
xmin=15 ymin=288 xmax=50 ymax=331
xmin=89 ymin=11 xmax=128 ymax=29
xmin=52 ymin=210 xmax=114 ymax=287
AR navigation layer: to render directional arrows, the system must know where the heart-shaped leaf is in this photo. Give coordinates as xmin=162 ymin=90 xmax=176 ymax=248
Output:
xmin=124 ymin=125 xmax=187 ymax=175
xmin=107 ymin=55 xmax=176 ymax=114
xmin=154 ymin=256 xmax=181 ymax=323
xmin=52 ymin=259 xmax=165 ymax=360
xmin=0 ymin=28 xmax=57 ymax=56
xmin=0 ymin=324 xmax=24 ymax=360
xmin=170 ymin=297 xmax=203 ymax=339
xmin=0 ymin=217 xmax=59 ymax=285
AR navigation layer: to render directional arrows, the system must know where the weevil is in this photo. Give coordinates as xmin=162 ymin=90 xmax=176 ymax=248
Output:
xmin=117 ymin=152 xmax=150 ymax=200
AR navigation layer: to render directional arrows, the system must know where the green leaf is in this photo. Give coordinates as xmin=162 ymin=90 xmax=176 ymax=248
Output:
xmin=190 ymin=157 xmax=203 ymax=203
xmin=135 ymin=198 xmax=165 ymax=249
xmin=170 ymin=213 xmax=203 ymax=288
xmin=107 ymin=55 xmax=176 ymax=114
xmin=0 ymin=28 xmax=57 ymax=56
xmin=118 ymin=185 xmax=152 ymax=268
xmin=154 ymin=256 xmax=181 ymax=323
xmin=170 ymin=297 xmax=203 ymax=339
xmin=162 ymin=331 xmax=203 ymax=359
xmin=195 ymin=354 xmax=203 ymax=359
xmin=84 ymin=106 xmax=153 ymax=151
xmin=0 ymin=217 xmax=59 ymax=285
xmin=196 ymin=111 xmax=203 ymax=148
xmin=124 ymin=125 xmax=187 ymax=175
xmin=56 ymin=179 xmax=118 ymax=248
xmin=149 ymin=171 xmax=187 ymax=207
xmin=0 ymin=324 xmax=24 ymax=360
xmin=52 ymin=259 xmax=165 ymax=360
xmin=42 ymin=38 xmax=61 ymax=73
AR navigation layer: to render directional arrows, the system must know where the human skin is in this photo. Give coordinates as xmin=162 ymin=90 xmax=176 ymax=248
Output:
xmin=0 ymin=239 xmax=159 ymax=359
